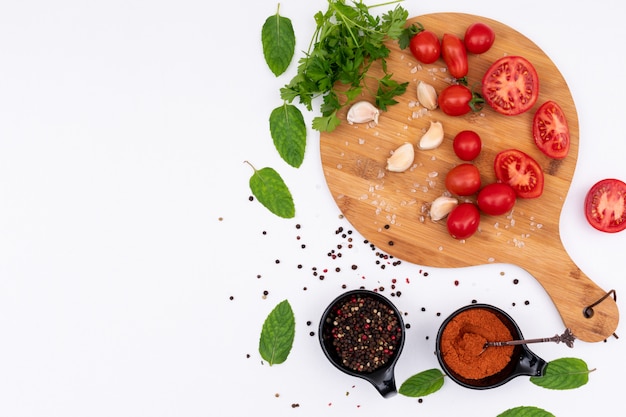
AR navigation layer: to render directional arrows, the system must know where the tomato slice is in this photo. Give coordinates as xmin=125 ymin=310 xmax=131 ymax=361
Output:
xmin=494 ymin=149 xmax=544 ymax=198
xmin=481 ymin=56 xmax=539 ymax=115
xmin=584 ymin=178 xmax=626 ymax=233
xmin=532 ymin=101 xmax=570 ymax=159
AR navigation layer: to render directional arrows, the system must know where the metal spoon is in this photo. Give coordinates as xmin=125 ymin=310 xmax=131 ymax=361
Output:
xmin=482 ymin=328 xmax=575 ymax=352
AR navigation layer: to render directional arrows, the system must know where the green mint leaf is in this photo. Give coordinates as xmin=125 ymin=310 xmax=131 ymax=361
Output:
xmin=269 ymin=104 xmax=306 ymax=168
xmin=262 ymin=4 xmax=295 ymax=76
xmin=398 ymin=368 xmax=445 ymax=397
xmin=497 ymin=406 xmax=555 ymax=417
xmin=530 ymin=357 xmax=592 ymax=390
xmin=312 ymin=113 xmax=341 ymax=133
xmin=247 ymin=163 xmax=295 ymax=219
xmin=258 ymin=299 xmax=296 ymax=365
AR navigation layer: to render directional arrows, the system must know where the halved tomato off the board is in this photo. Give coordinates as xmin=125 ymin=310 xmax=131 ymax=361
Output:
xmin=584 ymin=178 xmax=626 ymax=233
xmin=482 ymin=56 xmax=539 ymax=116
xmin=533 ymin=101 xmax=570 ymax=159
xmin=494 ymin=149 xmax=544 ymax=198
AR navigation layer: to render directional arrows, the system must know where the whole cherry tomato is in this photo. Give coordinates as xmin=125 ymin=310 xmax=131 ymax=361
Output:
xmin=464 ymin=22 xmax=495 ymax=54
xmin=409 ymin=30 xmax=441 ymax=64
xmin=447 ymin=203 xmax=480 ymax=239
xmin=477 ymin=183 xmax=516 ymax=215
xmin=445 ymin=163 xmax=481 ymax=196
xmin=441 ymin=33 xmax=468 ymax=79
xmin=438 ymin=85 xmax=484 ymax=116
xmin=453 ymin=130 xmax=482 ymax=161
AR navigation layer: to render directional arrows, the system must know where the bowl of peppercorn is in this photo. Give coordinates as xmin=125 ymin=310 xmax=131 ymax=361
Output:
xmin=435 ymin=303 xmax=547 ymax=389
xmin=319 ymin=289 xmax=405 ymax=398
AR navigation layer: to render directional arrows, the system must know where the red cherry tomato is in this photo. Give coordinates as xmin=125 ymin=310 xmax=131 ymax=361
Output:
xmin=409 ymin=30 xmax=441 ymax=64
xmin=447 ymin=203 xmax=480 ymax=239
xmin=584 ymin=178 xmax=626 ymax=233
xmin=445 ymin=163 xmax=481 ymax=196
xmin=453 ymin=130 xmax=482 ymax=161
xmin=441 ymin=33 xmax=468 ymax=79
xmin=477 ymin=183 xmax=517 ymax=215
xmin=494 ymin=149 xmax=544 ymax=199
xmin=482 ymin=56 xmax=539 ymax=115
xmin=532 ymin=101 xmax=570 ymax=159
xmin=438 ymin=85 xmax=484 ymax=116
xmin=464 ymin=22 xmax=495 ymax=54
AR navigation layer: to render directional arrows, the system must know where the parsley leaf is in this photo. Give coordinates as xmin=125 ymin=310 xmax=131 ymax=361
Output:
xmin=262 ymin=4 xmax=295 ymax=76
xmin=246 ymin=162 xmax=295 ymax=219
xmin=269 ymin=103 xmax=306 ymax=168
xmin=279 ymin=0 xmax=413 ymax=132
xmin=259 ymin=299 xmax=296 ymax=365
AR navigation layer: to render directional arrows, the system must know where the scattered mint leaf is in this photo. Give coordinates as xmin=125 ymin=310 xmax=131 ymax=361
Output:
xmin=246 ymin=162 xmax=295 ymax=219
xmin=262 ymin=4 xmax=295 ymax=76
xmin=497 ymin=406 xmax=555 ymax=417
xmin=269 ymin=104 xmax=306 ymax=168
xmin=258 ymin=299 xmax=296 ymax=365
xmin=530 ymin=357 xmax=593 ymax=390
xmin=398 ymin=368 xmax=445 ymax=397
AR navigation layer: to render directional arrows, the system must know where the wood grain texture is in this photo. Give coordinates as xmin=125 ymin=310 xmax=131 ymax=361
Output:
xmin=319 ymin=13 xmax=618 ymax=342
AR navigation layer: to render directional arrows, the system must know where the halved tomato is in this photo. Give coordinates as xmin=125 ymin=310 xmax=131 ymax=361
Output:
xmin=584 ymin=178 xmax=626 ymax=233
xmin=532 ymin=101 xmax=570 ymax=159
xmin=481 ymin=56 xmax=539 ymax=115
xmin=494 ymin=149 xmax=544 ymax=198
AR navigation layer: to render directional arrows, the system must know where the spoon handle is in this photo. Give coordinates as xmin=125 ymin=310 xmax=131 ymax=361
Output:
xmin=485 ymin=328 xmax=576 ymax=348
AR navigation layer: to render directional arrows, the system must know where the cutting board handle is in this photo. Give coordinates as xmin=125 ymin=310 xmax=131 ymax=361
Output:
xmin=523 ymin=262 xmax=618 ymax=343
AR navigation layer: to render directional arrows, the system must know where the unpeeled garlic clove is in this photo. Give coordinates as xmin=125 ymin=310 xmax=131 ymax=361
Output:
xmin=417 ymin=81 xmax=438 ymax=110
xmin=347 ymin=100 xmax=380 ymax=125
xmin=386 ymin=142 xmax=414 ymax=172
xmin=418 ymin=121 xmax=444 ymax=150
xmin=430 ymin=195 xmax=458 ymax=221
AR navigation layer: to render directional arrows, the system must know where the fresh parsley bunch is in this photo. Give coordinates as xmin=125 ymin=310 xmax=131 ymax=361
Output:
xmin=280 ymin=0 xmax=414 ymax=132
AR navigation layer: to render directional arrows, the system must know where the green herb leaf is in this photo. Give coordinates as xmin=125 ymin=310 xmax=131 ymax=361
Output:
xmin=312 ymin=113 xmax=341 ymax=133
xmin=262 ymin=4 xmax=296 ymax=76
xmin=398 ymin=368 xmax=445 ymax=397
xmin=258 ymin=299 xmax=296 ymax=365
xmin=530 ymin=357 xmax=592 ymax=390
xmin=247 ymin=163 xmax=295 ymax=219
xmin=269 ymin=104 xmax=306 ymax=168
xmin=496 ymin=406 xmax=555 ymax=417
xmin=280 ymin=0 xmax=413 ymax=132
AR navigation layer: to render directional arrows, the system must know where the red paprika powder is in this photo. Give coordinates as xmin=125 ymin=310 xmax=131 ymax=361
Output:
xmin=439 ymin=307 xmax=514 ymax=380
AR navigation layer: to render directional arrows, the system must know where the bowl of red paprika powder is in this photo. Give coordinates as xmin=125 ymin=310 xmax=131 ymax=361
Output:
xmin=319 ymin=289 xmax=405 ymax=398
xmin=435 ymin=303 xmax=547 ymax=389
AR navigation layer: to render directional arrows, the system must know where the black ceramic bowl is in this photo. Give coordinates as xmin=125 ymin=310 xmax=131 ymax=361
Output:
xmin=319 ymin=289 xmax=405 ymax=398
xmin=435 ymin=303 xmax=546 ymax=389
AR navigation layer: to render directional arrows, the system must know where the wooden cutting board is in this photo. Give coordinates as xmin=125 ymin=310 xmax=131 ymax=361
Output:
xmin=319 ymin=13 xmax=618 ymax=342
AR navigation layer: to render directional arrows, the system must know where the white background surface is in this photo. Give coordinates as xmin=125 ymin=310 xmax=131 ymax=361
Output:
xmin=0 ymin=0 xmax=624 ymax=416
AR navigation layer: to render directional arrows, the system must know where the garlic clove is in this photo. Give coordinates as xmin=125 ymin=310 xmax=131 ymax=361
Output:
xmin=386 ymin=142 xmax=415 ymax=172
xmin=418 ymin=121 xmax=444 ymax=150
xmin=347 ymin=101 xmax=380 ymax=125
xmin=417 ymin=81 xmax=438 ymax=110
xmin=430 ymin=195 xmax=458 ymax=221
